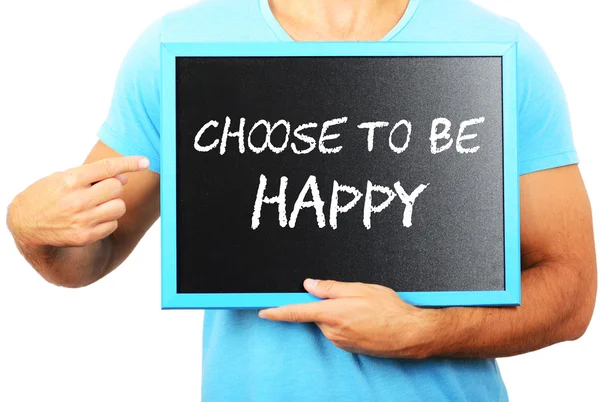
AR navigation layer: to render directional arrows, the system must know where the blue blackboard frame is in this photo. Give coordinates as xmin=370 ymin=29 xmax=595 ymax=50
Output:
xmin=160 ymin=42 xmax=520 ymax=309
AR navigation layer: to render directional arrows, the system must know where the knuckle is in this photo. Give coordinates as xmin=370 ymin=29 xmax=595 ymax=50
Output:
xmin=106 ymin=220 xmax=119 ymax=236
xmin=105 ymin=178 xmax=124 ymax=197
xmin=115 ymin=184 xmax=125 ymax=199
xmin=338 ymin=318 xmax=352 ymax=332
xmin=108 ymin=220 xmax=119 ymax=232
xmin=70 ymin=213 xmax=84 ymax=230
xmin=63 ymin=196 xmax=84 ymax=214
xmin=73 ymin=198 xmax=86 ymax=213
xmin=72 ymin=230 xmax=92 ymax=247
xmin=323 ymin=327 xmax=340 ymax=343
xmin=368 ymin=283 xmax=385 ymax=292
xmin=102 ymin=159 xmax=117 ymax=177
xmin=377 ymin=284 xmax=397 ymax=296
xmin=128 ymin=158 xmax=139 ymax=172
xmin=288 ymin=310 xmax=301 ymax=323
xmin=331 ymin=341 xmax=343 ymax=350
xmin=324 ymin=314 xmax=342 ymax=327
xmin=60 ymin=172 xmax=78 ymax=189
xmin=322 ymin=280 xmax=336 ymax=293
xmin=72 ymin=197 xmax=86 ymax=213
xmin=316 ymin=311 xmax=336 ymax=326
xmin=113 ymin=199 xmax=127 ymax=218
xmin=113 ymin=180 xmax=125 ymax=196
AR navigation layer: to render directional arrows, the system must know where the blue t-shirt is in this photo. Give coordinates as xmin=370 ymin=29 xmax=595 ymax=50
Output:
xmin=98 ymin=0 xmax=579 ymax=400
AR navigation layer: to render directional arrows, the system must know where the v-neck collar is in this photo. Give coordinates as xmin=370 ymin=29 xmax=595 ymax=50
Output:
xmin=259 ymin=0 xmax=422 ymax=42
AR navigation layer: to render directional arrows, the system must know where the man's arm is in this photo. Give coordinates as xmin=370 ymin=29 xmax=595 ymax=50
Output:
xmin=432 ymin=164 xmax=596 ymax=358
xmin=7 ymin=140 xmax=159 ymax=288
xmin=259 ymin=164 xmax=596 ymax=359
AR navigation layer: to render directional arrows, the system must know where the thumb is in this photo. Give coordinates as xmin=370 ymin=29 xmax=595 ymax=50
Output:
xmin=303 ymin=279 xmax=368 ymax=299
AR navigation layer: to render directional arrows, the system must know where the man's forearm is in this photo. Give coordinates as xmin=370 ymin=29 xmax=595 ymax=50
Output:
xmin=11 ymin=228 xmax=115 ymax=288
xmin=426 ymin=261 xmax=596 ymax=359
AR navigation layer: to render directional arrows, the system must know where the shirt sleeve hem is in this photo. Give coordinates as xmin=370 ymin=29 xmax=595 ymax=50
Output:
xmin=97 ymin=123 xmax=161 ymax=174
xmin=518 ymin=150 xmax=579 ymax=176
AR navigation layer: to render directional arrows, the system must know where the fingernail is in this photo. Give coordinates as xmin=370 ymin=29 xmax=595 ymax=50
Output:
xmin=258 ymin=310 xmax=267 ymax=319
xmin=305 ymin=278 xmax=319 ymax=291
xmin=115 ymin=174 xmax=128 ymax=185
xmin=138 ymin=158 xmax=150 ymax=169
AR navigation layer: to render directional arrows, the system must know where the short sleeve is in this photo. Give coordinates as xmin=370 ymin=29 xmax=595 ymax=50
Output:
xmin=516 ymin=27 xmax=579 ymax=175
xmin=97 ymin=19 xmax=162 ymax=173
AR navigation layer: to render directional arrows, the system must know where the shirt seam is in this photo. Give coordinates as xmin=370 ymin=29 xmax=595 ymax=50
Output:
xmin=258 ymin=0 xmax=422 ymax=42
xmin=518 ymin=149 xmax=577 ymax=165
xmin=99 ymin=122 xmax=161 ymax=163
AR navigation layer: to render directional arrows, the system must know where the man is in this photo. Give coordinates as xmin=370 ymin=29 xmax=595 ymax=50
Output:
xmin=6 ymin=0 xmax=596 ymax=400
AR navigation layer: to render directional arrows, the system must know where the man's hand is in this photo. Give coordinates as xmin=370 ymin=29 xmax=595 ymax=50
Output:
xmin=258 ymin=279 xmax=441 ymax=359
xmin=260 ymin=166 xmax=596 ymax=361
xmin=7 ymin=156 xmax=149 ymax=248
xmin=7 ymin=141 xmax=160 ymax=288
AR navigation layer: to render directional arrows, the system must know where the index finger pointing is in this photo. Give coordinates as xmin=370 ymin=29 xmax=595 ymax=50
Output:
xmin=76 ymin=156 xmax=150 ymax=185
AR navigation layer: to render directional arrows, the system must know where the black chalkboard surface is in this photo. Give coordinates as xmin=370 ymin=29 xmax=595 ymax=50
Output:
xmin=160 ymin=43 xmax=520 ymax=308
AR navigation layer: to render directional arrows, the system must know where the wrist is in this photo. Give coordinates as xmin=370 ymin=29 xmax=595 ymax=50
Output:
xmin=415 ymin=308 xmax=448 ymax=358
xmin=7 ymin=195 xmax=28 ymax=243
xmin=7 ymin=196 xmax=61 ymax=264
xmin=389 ymin=306 xmax=448 ymax=359
xmin=423 ymin=307 xmax=479 ymax=358
xmin=7 ymin=194 xmax=44 ymax=248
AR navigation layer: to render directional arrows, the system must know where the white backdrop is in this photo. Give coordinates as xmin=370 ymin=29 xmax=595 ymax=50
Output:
xmin=0 ymin=1 xmax=597 ymax=401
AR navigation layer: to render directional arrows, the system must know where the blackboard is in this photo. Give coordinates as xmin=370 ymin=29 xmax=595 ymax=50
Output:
xmin=160 ymin=43 xmax=520 ymax=308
